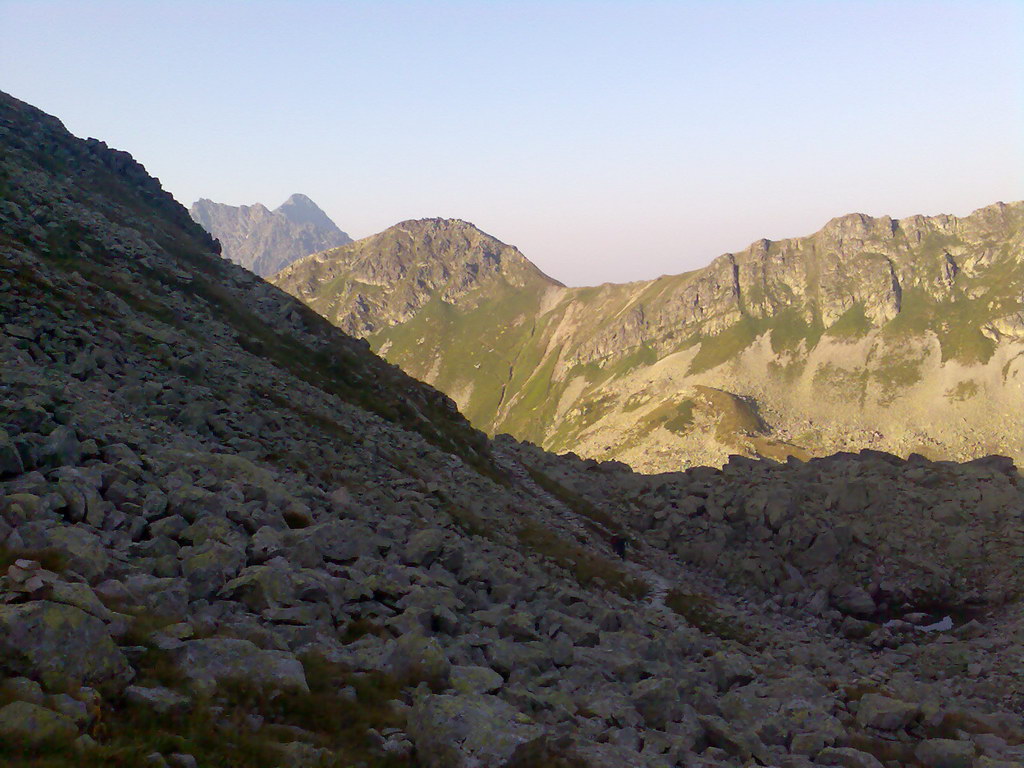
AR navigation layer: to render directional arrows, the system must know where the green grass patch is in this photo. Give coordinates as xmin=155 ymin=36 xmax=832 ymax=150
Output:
xmin=946 ymin=380 xmax=980 ymax=402
xmin=665 ymin=590 xmax=757 ymax=645
xmin=688 ymin=317 xmax=763 ymax=374
xmin=826 ymin=303 xmax=873 ymax=340
xmin=769 ymin=308 xmax=823 ymax=353
xmin=663 ymin=399 xmax=695 ymax=434
xmin=525 ymin=466 xmax=624 ymax=535
xmin=516 ymin=521 xmax=647 ymax=600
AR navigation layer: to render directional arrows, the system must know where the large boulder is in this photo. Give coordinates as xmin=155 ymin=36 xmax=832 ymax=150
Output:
xmin=387 ymin=634 xmax=451 ymax=688
xmin=172 ymin=638 xmax=308 ymax=693
xmin=402 ymin=528 xmax=447 ymax=567
xmin=0 ymin=428 xmax=24 ymax=477
xmin=855 ymin=694 xmax=919 ymax=730
xmin=0 ymin=601 xmax=133 ymax=692
xmin=817 ymin=746 xmax=885 ymax=768
xmin=914 ymin=739 xmax=976 ymax=768
xmin=0 ymin=701 xmax=78 ymax=745
xmin=407 ymin=693 xmax=543 ymax=768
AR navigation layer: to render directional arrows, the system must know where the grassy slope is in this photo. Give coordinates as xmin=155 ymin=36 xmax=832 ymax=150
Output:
xmin=291 ymin=203 xmax=1024 ymax=462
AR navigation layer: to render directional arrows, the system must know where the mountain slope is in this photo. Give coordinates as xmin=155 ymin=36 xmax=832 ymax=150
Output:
xmin=190 ymin=193 xmax=351 ymax=276
xmin=273 ymin=204 xmax=1024 ymax=470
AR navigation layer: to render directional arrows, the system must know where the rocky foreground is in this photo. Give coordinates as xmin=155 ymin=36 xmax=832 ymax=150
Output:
xmin=2 ymin=90 xmax=1024 ymax=768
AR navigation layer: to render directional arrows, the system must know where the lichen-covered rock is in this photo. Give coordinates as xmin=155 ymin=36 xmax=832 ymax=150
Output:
xmin=125 ymin=685 xmax=192 ymax=715
xmin=0 ymin=700 xmax=78 ymax=744
xmin=407 ymin=693 xmax=542 ymax=768
xmin=0 ymin=601 xmax=132 ymax=692
xmin=817 ymin=746 xmax=885 ymax=768
xmin=914 ymin=738 xmax=976 ymax=768
xmin=402 ymin=528 xmax=446 ymax=567
xmin=855 ymin=693 xmax=919 ymax=730
xmin=387 ymin=634 xmax=451 ymax=688
xmin=449 ymin=664 xmax=504 ymax=695
xmin=172 ymin=638 xmax=308 ymax=692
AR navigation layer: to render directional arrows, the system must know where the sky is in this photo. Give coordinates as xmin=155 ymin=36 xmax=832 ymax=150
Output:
xmin=2 ymin=1 xmax=1022 ymax=286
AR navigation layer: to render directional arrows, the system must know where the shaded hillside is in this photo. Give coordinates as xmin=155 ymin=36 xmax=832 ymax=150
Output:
xmin=274 ymin=204 xmax=1024 ymax=471
xmin=190 ymin=194 xmax=351 ymax=276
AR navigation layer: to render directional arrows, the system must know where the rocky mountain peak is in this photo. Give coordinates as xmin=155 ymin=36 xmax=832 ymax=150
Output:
xmin=274 ymin=193 xmax=337 ymax=230
xmin=272 ymin=217 xmax=562 ymax=335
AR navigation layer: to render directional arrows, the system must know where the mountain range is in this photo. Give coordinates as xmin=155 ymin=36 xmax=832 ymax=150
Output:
xmin=4 ymin=89 xmax=1024 ymax=767
xmin=273 ymin=207 xmax=1024 ymax=472
xmin=190 ymin=194 xmax=351 ymax=277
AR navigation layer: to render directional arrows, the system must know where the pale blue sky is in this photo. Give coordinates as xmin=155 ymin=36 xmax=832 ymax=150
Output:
xmin=2 ymin=1 xmax=1022 ymax=285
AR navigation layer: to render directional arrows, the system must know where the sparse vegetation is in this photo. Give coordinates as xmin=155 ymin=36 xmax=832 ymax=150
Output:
xmin=516 ymin=521 xmax=648 ymax=600
xmin=946 ymin=379 xmax=980 ymax=402
xmin=0 ymin=653 xmax=416 ymax=768
xmin=665 ymin=590 xmax=758 ymax=645
xmin=0 ymin=547 xmax=68 ymax=573
xmin=826 ymin=303 xmax=873 ymax=340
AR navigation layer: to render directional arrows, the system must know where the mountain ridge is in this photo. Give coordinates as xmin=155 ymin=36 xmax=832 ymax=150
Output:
xmin=272 ymin=201 xmax=1024 ymax=470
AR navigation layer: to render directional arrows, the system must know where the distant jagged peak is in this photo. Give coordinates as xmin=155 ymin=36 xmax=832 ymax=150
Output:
xmin=274 ymin=193 xmax=338 ymax=230
xmin=188 ymin=193 xmax=351 ymax=277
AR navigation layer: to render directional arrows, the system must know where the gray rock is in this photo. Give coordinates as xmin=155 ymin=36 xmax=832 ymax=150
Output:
xmin=449 ymin=664 xmax=504 ymax=695
xmin=0 ymin=700 xmax=78 ymax=744
xmin=387 ymin=634 xmax=451 ymax=687
xmin=816 ymin=746 xmax=884 ymax=768
xmin=914 ymin=739 xmax=976 ymax=768
xmin=173 ymin=638 xmax=308 ymax=692
xmin=125 ymin=685 xmax=192 ymax=715
xmin=0 ymin=601 xmax=133 ymax=692
xmin=407 ymin=693 xmax=542 ymax=768
xmin=855 ymin=693 xmax=919 ymax=730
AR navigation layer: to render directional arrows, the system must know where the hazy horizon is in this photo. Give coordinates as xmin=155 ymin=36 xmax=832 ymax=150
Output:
xmin=3 ymin=0 xmax=1022 ymax=286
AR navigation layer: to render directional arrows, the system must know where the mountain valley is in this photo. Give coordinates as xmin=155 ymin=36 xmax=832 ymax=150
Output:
xmin=2 ymin=89 xmax=1024 ymax=768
